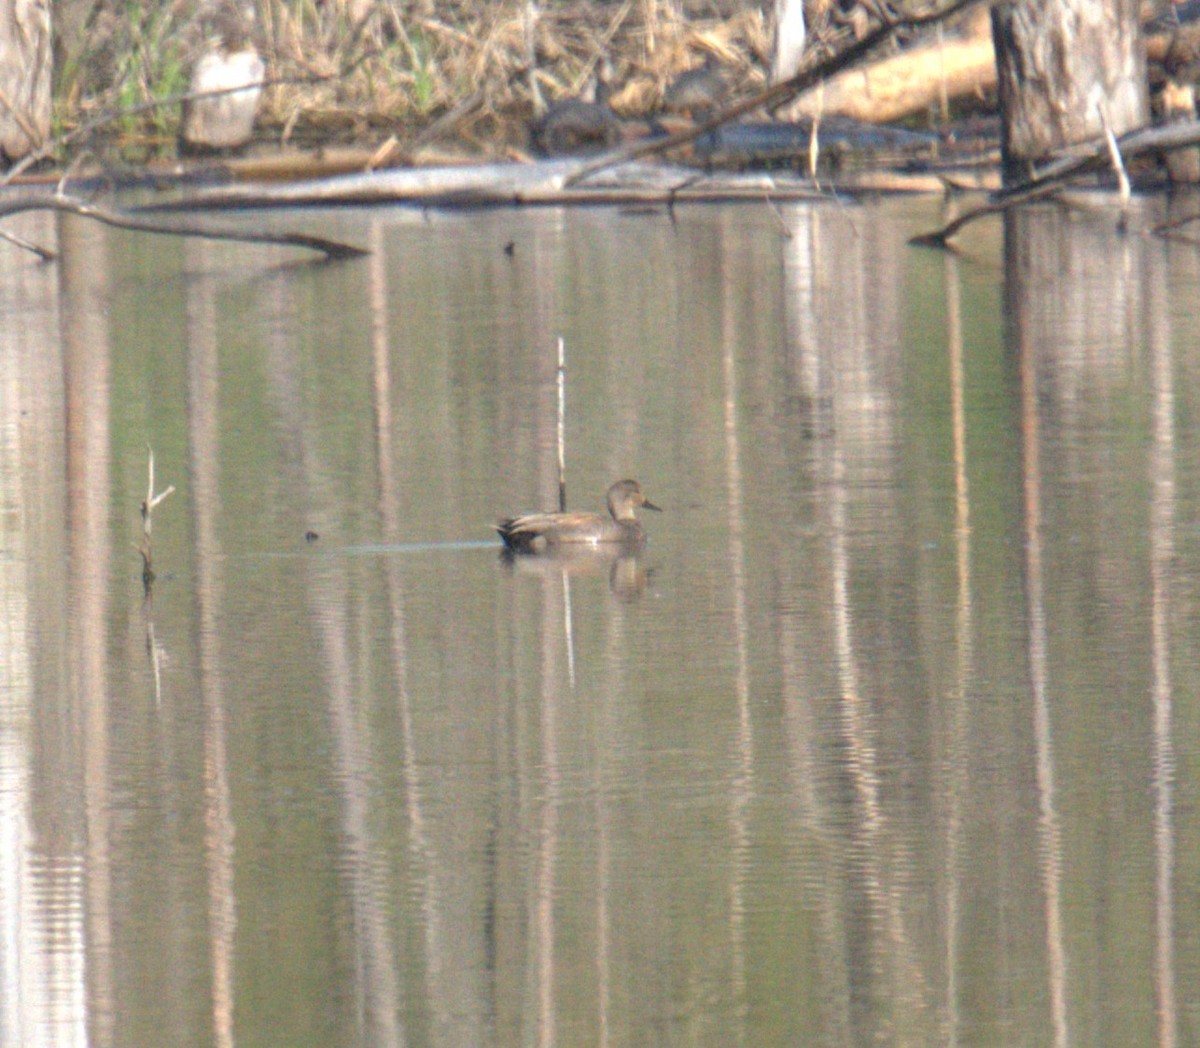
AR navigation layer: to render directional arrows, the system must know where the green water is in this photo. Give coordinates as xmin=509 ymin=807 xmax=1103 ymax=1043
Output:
xmin=1 ymin=196 xmax=1197 ymax=1046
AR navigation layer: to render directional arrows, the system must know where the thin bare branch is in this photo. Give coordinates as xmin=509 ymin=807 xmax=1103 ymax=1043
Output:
xmin=913 ymin=117 xmax=1200 ymax=247
xmin=0 ymin=226 xmax=55 ymax=261
xmin=1100 ymin=110 xmax=1131 ymax=205
xmin=0 ymin=193 xmax=369 ymax=260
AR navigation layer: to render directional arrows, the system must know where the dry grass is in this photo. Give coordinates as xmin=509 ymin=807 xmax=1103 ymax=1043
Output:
xmin=259 ymin=0 xmax=779 ymax=152
xmin=55 ymin=0 xmax=797 ymax=159
xmin=56 ymin=0 xmax=994 ymax=166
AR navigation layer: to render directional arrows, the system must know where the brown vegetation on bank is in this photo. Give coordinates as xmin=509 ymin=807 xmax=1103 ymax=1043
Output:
xmin=49 ymin=1 xmax=760 ymax=161
xmin=48 ymin=0 xmax=994 ymax=168
xmin=35 ymin=0 xmax=1189 ymax=171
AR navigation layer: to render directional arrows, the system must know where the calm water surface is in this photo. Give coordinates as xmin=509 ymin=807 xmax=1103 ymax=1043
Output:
xmin=2 ymin=194 xmax=1200 ymax=1046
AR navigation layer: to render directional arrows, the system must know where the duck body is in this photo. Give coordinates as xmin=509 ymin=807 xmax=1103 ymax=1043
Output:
xmin=663 ymin=56 xmax=728 ymax=118
xmin=529 ymin=97 xmax=622 ymax=156
xmin=496 ymin=479 xmax=660 ymax=554
xmin=529 ymin=75 xmax=625 ymax=156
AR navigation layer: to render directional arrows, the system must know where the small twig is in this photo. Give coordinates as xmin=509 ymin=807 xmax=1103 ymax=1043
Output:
xmin=139 ymin=444 xmax=175 ymax=597
xmin=806 ymin=80 xmax=825 ymax=187
xmin=367 ymin=135 xmax=400 ymax=170
xmin=808 ymin=111 xmax=822 ymax=183
xmin=137 ymin=444 xmax=174 ymax=696
xmin=55 ymin=150 xmax=101 ymax=196
xmin=147 ymin=485 xmax=175 ymax=518
xmin=557 ymin=335 xmax=567 ymax=513
xmin=0 ymin=192 xmax=369 ymax=260
xmin=0 ymin=226 xmax=55 ymax=261
xmin=141 ymin=444 xmax=175 ymax=538
xmin=1099 ymin=103 xmax=1131 ymax=224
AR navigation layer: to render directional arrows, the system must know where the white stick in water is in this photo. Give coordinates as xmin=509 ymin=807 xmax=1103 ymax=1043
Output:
xmin=557 ymin=335 xmax=567 ymax=512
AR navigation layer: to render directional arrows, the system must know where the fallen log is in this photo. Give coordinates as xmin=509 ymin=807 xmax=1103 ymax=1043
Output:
xmin=134 ymin=156 xmax=967 ymax=212
xmin=139 ymin=158 xmax=588 ymax=209
xmin=787 ymin=18 xmax=996 ymax=123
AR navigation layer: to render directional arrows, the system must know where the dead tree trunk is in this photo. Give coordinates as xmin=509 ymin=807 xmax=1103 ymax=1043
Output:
xmin=0 ymin=0 xmax=51 ymax=164
xmin=991 ymin=0 xmax=1147 ymax=184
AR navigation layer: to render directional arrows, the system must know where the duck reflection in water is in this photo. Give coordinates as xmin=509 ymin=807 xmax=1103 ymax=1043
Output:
xmin=496 ymin=479 xmax=660 ymax=553
xmin=500 ymin=542 xmax=652 ymax=602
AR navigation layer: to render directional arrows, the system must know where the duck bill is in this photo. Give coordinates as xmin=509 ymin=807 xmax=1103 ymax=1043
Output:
xmin=642 ymin=499 xmax=662 ymax=512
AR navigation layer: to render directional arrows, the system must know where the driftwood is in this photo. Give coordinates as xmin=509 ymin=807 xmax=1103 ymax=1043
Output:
xmin=786 ymin=22 xmax=996 ymax=124
xmin=4 ymin=145 xmax=481 ymax=191
xmin=138 ymin=158 xmax=587 ymax=209
xmin=0 ymin=192 xmax=368 ymax=260
xmin=133 ymin=156 xmax=965 ymax=211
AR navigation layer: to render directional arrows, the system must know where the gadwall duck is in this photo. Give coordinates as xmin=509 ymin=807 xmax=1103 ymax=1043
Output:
xmin=496 ymin=479 xmax=661 ymax=553
xmin=663 ymin=55 xmax=728 ymax=119
xmin=529 ymin=77 xmax=622 ymax=156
